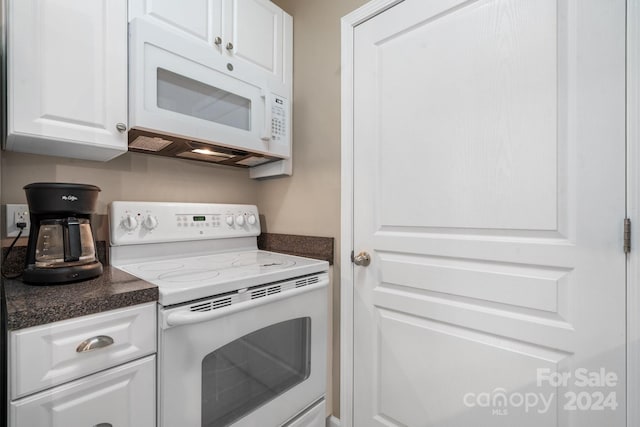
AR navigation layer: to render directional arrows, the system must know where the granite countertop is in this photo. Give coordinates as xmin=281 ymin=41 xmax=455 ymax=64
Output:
xmin=258 ymin=233 xmax=334 ymax=265
xmin=3 ymin=266 xmax=158 ymax=331
xmin=1 ymin=233 xmax=332 ymax=331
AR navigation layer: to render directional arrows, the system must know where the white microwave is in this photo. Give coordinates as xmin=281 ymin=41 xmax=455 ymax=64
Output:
xmin=128 ymin=19 xmax=291 ymax=170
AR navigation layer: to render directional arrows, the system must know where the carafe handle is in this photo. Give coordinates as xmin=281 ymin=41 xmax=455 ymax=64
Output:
xmin=65 ymin=217 xmax=81 ymax=262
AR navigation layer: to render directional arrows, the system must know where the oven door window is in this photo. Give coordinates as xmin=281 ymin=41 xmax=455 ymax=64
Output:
xmin=202 ymin=317 xmax=311 ymax=427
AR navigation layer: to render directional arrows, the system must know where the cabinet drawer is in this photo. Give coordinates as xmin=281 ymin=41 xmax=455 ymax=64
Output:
xmin=10 ymin=355 xmax=155 ymax=427
xmin=10 ymin=302 xmax=156 ymax=398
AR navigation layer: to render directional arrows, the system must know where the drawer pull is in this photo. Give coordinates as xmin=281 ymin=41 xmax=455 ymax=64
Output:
xmin=76 ymin=335 xmax=114 ymax=353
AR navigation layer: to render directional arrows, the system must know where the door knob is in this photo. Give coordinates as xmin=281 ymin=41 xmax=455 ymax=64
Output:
xmin=352 ymin=251 xmax=371 ymax=267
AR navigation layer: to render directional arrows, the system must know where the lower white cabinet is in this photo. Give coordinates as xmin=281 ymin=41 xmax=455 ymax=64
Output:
xmin=7 ymin=303 xmax=157 ymax=427
xmin=9 ymin=356 xmax=155 ymax=427
xmin=10 ymin=302 xmax=156 ymax=398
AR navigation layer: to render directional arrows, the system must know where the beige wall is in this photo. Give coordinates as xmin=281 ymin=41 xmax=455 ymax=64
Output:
xmin=1 ymin=151 xmax=259 ymax=239
xmin=265 ymin=0 xmax=369 ymax=418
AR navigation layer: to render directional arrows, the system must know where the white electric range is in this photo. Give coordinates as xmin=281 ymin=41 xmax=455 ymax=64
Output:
xmin=109 ymin=201 xmax=329 ymax=427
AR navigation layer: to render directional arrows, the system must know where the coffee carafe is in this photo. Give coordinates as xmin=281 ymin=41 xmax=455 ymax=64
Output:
xmin=23 ymin=183 xmax=103 ymax=284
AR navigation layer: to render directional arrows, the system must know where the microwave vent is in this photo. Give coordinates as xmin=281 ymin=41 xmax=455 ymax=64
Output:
xmin=128 ymin=128 xmax=281 ymax=168
xmin=236 ymin=156 xmax=272 ymax=167
xmin=129 ymin=135 xmax=173 ymax=152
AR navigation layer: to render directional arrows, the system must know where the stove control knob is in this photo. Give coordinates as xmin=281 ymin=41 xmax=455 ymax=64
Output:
xmin=143 ymin=215 xmax=158 ymax=230
xmin=247 ymin=214 xmax=257 ymax=226
xmin=226 ymin=215 xmax=235 ymax=226
xmin=236 ymin=215 xmax=245 ymax=226
xmin=121 ymin=215 xmax=138 ymax=231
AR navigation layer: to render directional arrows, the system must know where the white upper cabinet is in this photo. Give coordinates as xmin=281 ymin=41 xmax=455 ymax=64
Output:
xmin=5 ymin=0 xmax=128 ymax=161
xmin=225 ymin=0 xmax=284 ymax=81
xmin=129 ymin=0 xmax=291 ymax=90
xmin=128 ymin=0 xmax=222 ymax=45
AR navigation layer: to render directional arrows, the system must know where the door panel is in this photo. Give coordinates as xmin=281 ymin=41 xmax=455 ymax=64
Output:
xmin=377 ymin=0 xmax=558 ymax=231
xmin=374 ymin=310 xmax=560 ymax=426
xmin=352 ymin=0 xmax=626 ymax=425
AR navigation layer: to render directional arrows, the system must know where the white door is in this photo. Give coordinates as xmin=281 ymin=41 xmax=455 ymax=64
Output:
xmin=6 ymin=0 xmax=128 ymax=160
xmin=351 ymin=0 xmax=626 ymax=426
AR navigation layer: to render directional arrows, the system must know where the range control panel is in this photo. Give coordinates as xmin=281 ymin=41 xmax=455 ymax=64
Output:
xmin=109 ymin=202 xmax=260 ymax=246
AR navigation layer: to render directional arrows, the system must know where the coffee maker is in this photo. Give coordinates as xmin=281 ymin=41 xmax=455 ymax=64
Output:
xmin=23 ymin=183 xmax=103 ymax=285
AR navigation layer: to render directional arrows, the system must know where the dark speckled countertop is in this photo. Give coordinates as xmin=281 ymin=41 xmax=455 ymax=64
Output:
xmin=258 ymin=233 xmax=334 ymax=265
xmin=1 ymin=233 xmax=331 ymax=331
xmin=3 ymin=266 xmax=158 ymax=331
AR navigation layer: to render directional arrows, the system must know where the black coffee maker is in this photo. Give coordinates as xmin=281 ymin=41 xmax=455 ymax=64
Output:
xmin=23 ymin=183 xmax=103 ymax=284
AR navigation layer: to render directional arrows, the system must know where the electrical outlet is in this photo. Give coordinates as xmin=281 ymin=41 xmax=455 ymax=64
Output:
xmin=6 ymin=204 xmax=30 ymax=237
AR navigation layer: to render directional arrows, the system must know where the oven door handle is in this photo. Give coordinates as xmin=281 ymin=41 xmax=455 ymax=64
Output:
xmin=164 ymin=278 xmax=328 ymax=328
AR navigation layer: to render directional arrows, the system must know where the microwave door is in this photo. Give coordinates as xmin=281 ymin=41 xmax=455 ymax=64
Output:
xmin=156 ymin=67 xmax=253 ymax=133
xmin=129 ymin=19 xmax=270 ymax=156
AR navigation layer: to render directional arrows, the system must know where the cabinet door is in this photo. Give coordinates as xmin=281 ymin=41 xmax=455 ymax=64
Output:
xmin=225 ymin=0 xmax=285 ymax=82
xmin=10 ymin=356 xmax=155 ymax=427
xmin=129 ymin=0 xmax=223 ymax=46
xmin=6 ymin=0 xmax=128 ymax=161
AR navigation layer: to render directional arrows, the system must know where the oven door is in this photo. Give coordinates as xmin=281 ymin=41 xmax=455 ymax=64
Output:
xmin=158 ymin=274 xmax=328 ymax=427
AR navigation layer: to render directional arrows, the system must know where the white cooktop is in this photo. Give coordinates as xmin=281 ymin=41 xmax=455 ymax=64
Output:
xmin=109 ymin=201 xmax=330 ymax=306
xmin=117 ymin=249 xmax=328 ymax=306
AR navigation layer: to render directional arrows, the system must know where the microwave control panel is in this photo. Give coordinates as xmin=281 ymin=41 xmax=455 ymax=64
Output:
xmin=271 ymin=96 xmax=289 ymax=143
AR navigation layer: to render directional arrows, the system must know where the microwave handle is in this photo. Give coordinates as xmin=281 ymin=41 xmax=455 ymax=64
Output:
xmin=260 ymin=90 xmax=272 ymax=142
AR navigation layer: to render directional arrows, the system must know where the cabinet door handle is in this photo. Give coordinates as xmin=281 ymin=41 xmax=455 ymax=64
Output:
xmin=115 ymin=123 xmax=127 ymax=133
xmin=214 ymin=36 xmax=222 ymax=46
xmin=76 ymin=335 xmax=115 ymax=353
xmin=226 ymin=42 xmax=234 ymax=51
